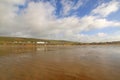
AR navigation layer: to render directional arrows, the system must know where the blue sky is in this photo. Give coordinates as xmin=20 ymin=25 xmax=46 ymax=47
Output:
xmin=0 ymin=0 xmax=120 ymax=42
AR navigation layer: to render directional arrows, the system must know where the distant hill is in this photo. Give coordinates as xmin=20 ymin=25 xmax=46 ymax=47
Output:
xmin=0 ymin=36 xmax=79 ymax=45
xmin=0 ymin=36 xmax=120 ymax=45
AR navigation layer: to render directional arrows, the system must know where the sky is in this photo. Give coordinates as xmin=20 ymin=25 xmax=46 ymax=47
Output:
xmin=0 ymin=0 xmax=120 ymax=42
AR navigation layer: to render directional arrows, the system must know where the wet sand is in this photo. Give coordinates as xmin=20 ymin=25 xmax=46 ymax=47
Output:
xmin=0 ymin=45 xmax=120 ymax=80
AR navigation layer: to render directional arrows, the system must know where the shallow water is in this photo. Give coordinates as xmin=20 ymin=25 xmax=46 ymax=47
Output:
xmin=0 ymin=45 xmax=120 ymax=80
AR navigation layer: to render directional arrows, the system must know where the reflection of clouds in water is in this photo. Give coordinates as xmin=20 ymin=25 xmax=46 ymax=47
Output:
xmin=0 ymin=46 xmax=37 ymax=56
xmin=18 ymin=54 xmax=32 ymax=58
xmin=37 ymin=47 xmax=46 ymax=51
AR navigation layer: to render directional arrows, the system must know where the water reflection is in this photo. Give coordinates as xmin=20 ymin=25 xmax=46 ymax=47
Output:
xmin=0 ymin=46 xmax=37 ymax=56
xmin=0 ymin=45 xmax=120 ymax=80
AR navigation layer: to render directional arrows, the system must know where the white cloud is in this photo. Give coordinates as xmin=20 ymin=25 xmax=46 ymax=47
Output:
xmin=0 ymin=0 xmax=25 ymax=35
xmin=97 ymin=32 xmax=107 ymax=37
xmin=92 ymin=0 xmax=120 ymax=17
xmin=82 ymin=16 xmax=120 ymax=29
xmin=22 ymin=2 xmax=56 ymax=37
xmin=79 ymin=31 xmax=120 ymax=42
xmin=61 ymin=0 xmax=83 ymax=16
xmin=61 ymin=0 xmax=74 ymax=16
xmin=0 ymin=0 xmax=120 ymax=42
xmin=72 ymin=0 xmax=83 ymax=10
xmin=0 ymin=0 xmax=25 ymax=4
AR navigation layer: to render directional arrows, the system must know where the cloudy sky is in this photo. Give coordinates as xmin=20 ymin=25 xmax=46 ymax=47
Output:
xmin=0 ymin=0 xmax=120 ymax=42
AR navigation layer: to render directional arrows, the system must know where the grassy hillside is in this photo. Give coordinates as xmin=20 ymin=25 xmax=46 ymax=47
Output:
xmin=0 ymin=36 xmax=80 ymax=45
xmin=0 ymin=36 xmax=120 ymax=45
